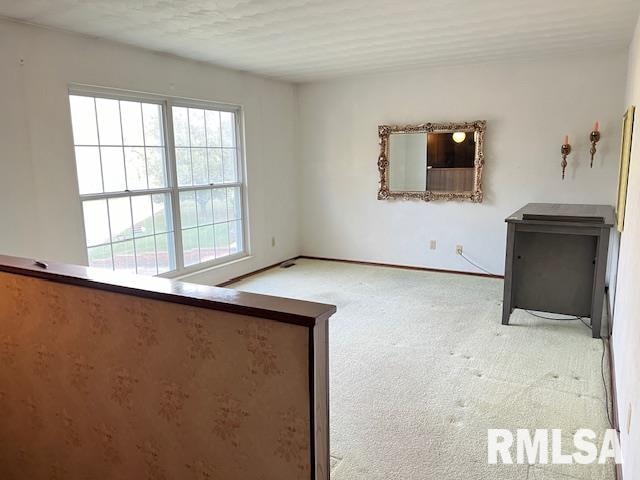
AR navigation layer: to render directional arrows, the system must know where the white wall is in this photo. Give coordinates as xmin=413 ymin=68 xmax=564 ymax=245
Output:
xmin=613 ymin=14 xmax=640 ymax=480
xmin=0 ymin=19 xmax=299 ymax=285
xmin=297 ymin=54 xmax=626 ymax=275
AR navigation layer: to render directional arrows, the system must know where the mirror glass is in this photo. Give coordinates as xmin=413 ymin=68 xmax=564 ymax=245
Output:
xmin=388 ymin=131 xmax=476 ymax=192
xmin=389 ymin=133 xmax=427 ymax=191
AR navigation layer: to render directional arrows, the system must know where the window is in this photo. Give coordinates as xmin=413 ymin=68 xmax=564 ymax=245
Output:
xmin=172 ymin=106 xmax=244 ymax=267
xmin=68 ymin=89 xmax=246 ymax=276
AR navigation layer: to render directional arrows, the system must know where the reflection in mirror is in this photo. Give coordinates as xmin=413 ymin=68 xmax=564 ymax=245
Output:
xmin=426 ymin=131 xmax=475 ymax=192
xmin=389 ymin=133 xmax=427 ymax=191
xmin=378 ymin=121 xmax=485 ymax=202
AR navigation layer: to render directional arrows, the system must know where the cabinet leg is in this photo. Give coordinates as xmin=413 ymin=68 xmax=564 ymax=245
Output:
xmin=502 ymin=306 xmax=512 ymax=325
xmin=590 ymin=230 xmax=609 ymax=339
xmin=502 ymin=223 xmax=516 ymax=326
xmin=591 ymin=314 xmax=602 ymax=339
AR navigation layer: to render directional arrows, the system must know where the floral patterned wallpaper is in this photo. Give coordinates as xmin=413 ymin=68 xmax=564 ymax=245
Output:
xmin=0 ymin=272 xmax=311 ymax=479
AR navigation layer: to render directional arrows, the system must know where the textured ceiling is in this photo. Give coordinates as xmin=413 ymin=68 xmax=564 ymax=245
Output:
xmin=1 ymin=0 xmax=639 ymax=82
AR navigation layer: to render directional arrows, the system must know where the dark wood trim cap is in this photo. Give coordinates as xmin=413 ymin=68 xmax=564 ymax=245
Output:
xmin=0 ymin=255 xmax=336 ymax=328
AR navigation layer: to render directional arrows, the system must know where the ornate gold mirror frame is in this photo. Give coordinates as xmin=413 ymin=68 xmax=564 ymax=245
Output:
xmin=377 ymin=120 xmax=486 ymax=202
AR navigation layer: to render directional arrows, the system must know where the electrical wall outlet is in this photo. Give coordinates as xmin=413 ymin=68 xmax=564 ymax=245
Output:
xmin=430 ymin=240 xmax=437 ymax=250
xmin=271 ymin=237 xmax=276 ymax=247
xmin=456 ymin=245 xmax=463 ymax=255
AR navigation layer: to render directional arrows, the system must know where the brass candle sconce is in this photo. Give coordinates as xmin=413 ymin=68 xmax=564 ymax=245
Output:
xmin=559 ymin=122 xmax=601 ymax=178
xmin=589 ymin=121 xmax=601 ymax=167
xmin=561 ymin=135 xmax=571 ymax=180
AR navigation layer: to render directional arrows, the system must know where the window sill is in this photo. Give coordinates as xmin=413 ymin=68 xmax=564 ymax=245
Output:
xmin=158 ymin=253 xmax=253 ymax=281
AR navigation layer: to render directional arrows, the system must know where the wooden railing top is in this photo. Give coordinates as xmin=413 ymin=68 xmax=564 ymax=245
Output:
xmin=0 ymin=255 xmax=336 ymax=327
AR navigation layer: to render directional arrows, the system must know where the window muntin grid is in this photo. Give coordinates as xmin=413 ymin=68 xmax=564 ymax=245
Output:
xmin=171 ymin=106 xmax=243 ymax=267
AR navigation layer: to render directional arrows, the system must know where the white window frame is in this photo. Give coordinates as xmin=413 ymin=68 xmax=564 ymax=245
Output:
xmin=68 ymin=84 xmax=250 ymax=277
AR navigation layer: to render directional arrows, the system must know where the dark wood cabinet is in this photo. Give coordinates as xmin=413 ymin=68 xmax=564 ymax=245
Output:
xmin=502 ymin=203 xmax=615 ymax=338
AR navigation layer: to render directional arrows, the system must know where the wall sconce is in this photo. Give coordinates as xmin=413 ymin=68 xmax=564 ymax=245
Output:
xmin=589 ymin=121 xmax=600 ymax=167
xmin=561 ymin=135 xmax=571 ymax=180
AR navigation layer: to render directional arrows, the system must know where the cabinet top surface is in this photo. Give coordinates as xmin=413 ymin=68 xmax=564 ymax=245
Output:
xmin=506 ymin=203 xmax=615 ymax=227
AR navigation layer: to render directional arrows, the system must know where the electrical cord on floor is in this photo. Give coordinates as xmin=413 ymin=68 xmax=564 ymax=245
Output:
xmin=524 ymin=310 xmax=615 ymax=429
xmin=525 ymin=309 xmax=581 ymax=321
xmin=524 ymin=310 xmax=593 ymax=330
xmin=459 ymin=252 xmax=497 ymax=276
xmin=601 ymin=336 xmax=614 ymax=429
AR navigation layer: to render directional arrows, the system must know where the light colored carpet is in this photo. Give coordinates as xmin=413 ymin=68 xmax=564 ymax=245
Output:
xmin=229 ymin=259 xmax=614 ymax=480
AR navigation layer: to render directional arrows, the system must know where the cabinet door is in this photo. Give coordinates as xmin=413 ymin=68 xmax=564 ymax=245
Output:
xmin=513 ymin=231 xmax=596 ymax=316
